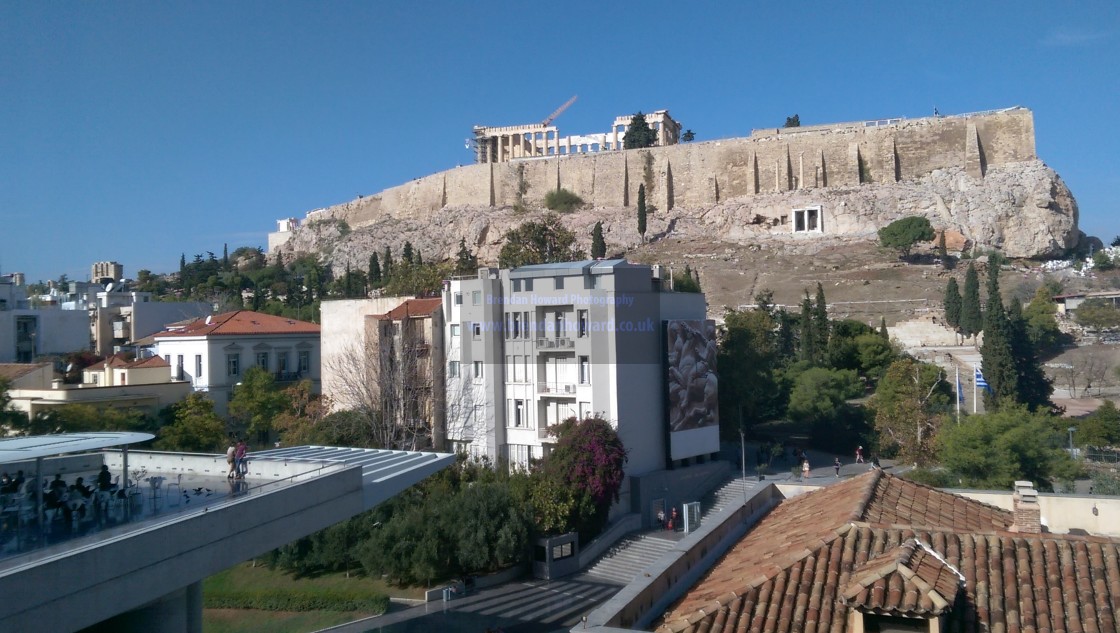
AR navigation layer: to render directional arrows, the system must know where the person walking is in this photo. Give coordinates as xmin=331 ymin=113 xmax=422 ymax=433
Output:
xmin=801 ymin=458 xmax=811 ymax=479
xmin=834 ymin=458 xmax=842 ymax=477
xmin=226 ymin=442 xmax=237 ymax=479
xmin=855 ymin=446 xmax=864 ymax=464
xmin=234 ymin=440 xmax=248 ymax=479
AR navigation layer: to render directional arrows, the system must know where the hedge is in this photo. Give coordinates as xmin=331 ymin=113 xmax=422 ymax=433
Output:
xmin=204 ymin=588 xmax=389 ymax=613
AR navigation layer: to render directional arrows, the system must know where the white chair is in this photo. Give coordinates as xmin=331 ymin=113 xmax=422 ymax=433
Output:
xmin=165 ymin=474 xmax=182 ymax=507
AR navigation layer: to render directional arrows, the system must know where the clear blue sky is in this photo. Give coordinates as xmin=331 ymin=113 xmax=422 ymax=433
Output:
xmin=3 ymin=2 xmax=1118 ymax=283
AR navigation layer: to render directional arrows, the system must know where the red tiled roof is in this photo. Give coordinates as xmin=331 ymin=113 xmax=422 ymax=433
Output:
xmin=375 ymin=298 xmax=443 ymax=321
xmin=0 ymin=363 xmax=52 ymax=382
xmin=152 ymin=310 xmax=319 ymax=338
xmin=98 ymin=354 xmax=169 ymax=370
xmin=657 ymin=470 xmax=1120 ymax=633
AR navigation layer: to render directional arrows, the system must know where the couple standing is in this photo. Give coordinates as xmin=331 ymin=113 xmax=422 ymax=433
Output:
xmin=226 ymin=440 xmax=249 ymax=479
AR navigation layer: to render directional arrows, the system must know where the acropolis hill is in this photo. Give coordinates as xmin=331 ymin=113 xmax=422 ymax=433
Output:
xmin=271 ymin=107 xmax=1080 ymax=302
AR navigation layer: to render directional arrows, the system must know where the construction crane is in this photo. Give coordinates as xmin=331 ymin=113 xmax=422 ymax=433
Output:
xmin=542 ymin=95 xmax=578 ymax=126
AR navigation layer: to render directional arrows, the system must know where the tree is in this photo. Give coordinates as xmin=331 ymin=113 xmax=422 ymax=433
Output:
xmin=1022 ymin=285 xmax=1063 ymax=354
xmin=368 ymin=252 xmax=382 ymax=287
xmin=784 ymin=114 xmax=801 ymax=128
xmin=787 ymin=367 xmax=862 ymax=426
xmin=455 ymin=238 xmax=478 ymax=274
xmin=155 ymin=393 xmax=227 ymax=452
xmin=228 ymin=366 xmax=288 ymax=444
xmin=382 ymin=246 xmax=394 ymax=280
xmin=637 ymin=184 xmax=648 ymax=242
xmin=938 ymin=404 xmax=1074 ymax=490
xmin=943 ymin=277 xmax=962 ymax=337
xmin=871 ymin=358 xmax=952 ymax=466
xmin=980 ymin=267 xmax=1017 ymax=409
xmin=718 ymin=308 xmax=782 ymax=439
xmin=813 ymin=283 xmax=830 ymax=354
xmin=878 ymin=216 xmax=935 ymax=260
xmin=1075 ymin=299 xmax=1120 ymax=332
xmin=936 ymin=231 xmax=948 ymax=265
xmin=591 ymin=221 xmax=606 ymax=259
xmin=401 ymin=241 xmax=414 ymax=266
xmin=1093 ymin=249 xmax=1116 ymax=271
xmin=672 ymin=265 xmax=701 ymax=292
xmin=798 ymin=292 xmax=817 ymax=364
xmin=539 ymin=416 xmax=627 ymax=541
xmin=1075 ymin=400 xmax=1120 ymax=448
xmin=1007 ymin=298 xmax=1053 ymax=411
xmin=879 ymin=317 xmax=889 ymax=341
xmin=681 ymin=129 xmax=695 ymax=142
xmin=960 ymin=263 xmax=983 ymax=340
xmin=623 ymin=112 xmax=657 ymax=149
xmin=498 ymin=214 xmax=585 ymax=268
xmin=1112 ymin=236 xmax=1120 ymax=248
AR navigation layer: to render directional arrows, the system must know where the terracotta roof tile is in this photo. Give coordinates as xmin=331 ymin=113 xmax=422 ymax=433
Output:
xmin=152 ymin=310 xmax=319 ymax=338
xmin=0 ymin=363 xmax=52 ymax=382
xmin=657 ymin=471 xmax=1120 ymax=633
xmin=375 ymin=298 xmax=443 ymax=321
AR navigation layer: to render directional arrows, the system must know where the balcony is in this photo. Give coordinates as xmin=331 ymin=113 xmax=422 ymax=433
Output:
xmin=536 ymin=337 xmax=573 ymax=351
xmin=537 ymin=382 xmax=577 ymax=396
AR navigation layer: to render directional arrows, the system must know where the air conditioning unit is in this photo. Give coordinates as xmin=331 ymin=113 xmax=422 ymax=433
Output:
xmin=564 ymin=384 xmax=576 ymax=394
xmin=559 ymin=338 xmax=573 ymax=348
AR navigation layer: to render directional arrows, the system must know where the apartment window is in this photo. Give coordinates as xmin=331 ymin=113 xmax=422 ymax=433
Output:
xmin=512 ymin=312 xmax=522 ymax=339
xmin=524 ymin=279 xmax=533 ymax=292
xmin=164 ymin=354 xmax=171 ymax=365
xmin=195 ymin=355 xmax=202 ymax=380
xmin=473 ymin=361 xmax=484 ymax=380
xmin=298 ymin=350 xmax=310 ymax=374
xmin=471 ymin=405 xmax=482 ymax=429
xmin=256 ymin=352 xmax=269 ymax=369
xmin=505 ymin=355 xmax=513 ymax=382
xmin=449 ymin=361 xmax=460 ymax=378
xmin=277 ymin=352 xmax=288 ymax=374
xmin=579 ymin=356 xmax=590 ymax=384
xmin=472 ymin=290 xmax=482 ymax=305
xmin=513 ymin=279 xmax=521 ymax=292
xmin=176 ymin=355 xmax=184 ymax=381
xmin=513 ymin=399 xmax=525 ymax=428
xmin=553 ymin=312 xmax=564 ymax=338
xmin=578 ymin=310 xmax=589 ymax=337
xmin=505 ymin=313 xmax=512 ymax=339
xmin=227 ymin=353 xmax=240 ymax=377
xmin=450 ymin=323 xmax=460 ymax=337
xmin=472 ymin=322 xmax=482 ymax=339
xmin=554 ymin=276 xmax=565 ymax=290
xmin=454 ymin=292 xmax=463 ymax=305
xmin=513 ymin=355 xmax=524 ymax=382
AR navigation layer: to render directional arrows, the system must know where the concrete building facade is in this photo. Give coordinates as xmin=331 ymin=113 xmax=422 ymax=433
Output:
xmin=442 ymin=260 xmax=716 ymax=477
xmin=0 ymin=279 xmax=90 ymax=363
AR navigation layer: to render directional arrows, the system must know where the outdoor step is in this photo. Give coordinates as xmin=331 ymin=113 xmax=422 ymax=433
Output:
xmin=585 ymin=533 xmax=675 ymax=584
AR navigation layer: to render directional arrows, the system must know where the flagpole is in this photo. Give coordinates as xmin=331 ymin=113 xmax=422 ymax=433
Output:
xmin=973 ymin=365 xmax=978 ymax=414
xmin=955 ymin=364 xmax=961 ymax=425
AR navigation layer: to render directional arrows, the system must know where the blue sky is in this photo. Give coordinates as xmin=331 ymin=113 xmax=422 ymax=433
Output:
xmin=2 ymin=2 xmax=1118 ymax=283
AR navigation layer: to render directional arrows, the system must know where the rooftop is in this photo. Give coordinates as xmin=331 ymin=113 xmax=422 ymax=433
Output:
xmin=153 ymin=309 xmax=320 ymax=338
xmin=375 ymin=297 xmax=443 ymax=321
xmin=0 ymin=363 xmax=52 ymax=383
xmin=657 ymin=470 xmax=1120 ymax=633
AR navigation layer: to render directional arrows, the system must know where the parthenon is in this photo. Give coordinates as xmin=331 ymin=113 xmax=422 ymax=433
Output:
xmin=472 ymin=110 xmax=681 ymax=163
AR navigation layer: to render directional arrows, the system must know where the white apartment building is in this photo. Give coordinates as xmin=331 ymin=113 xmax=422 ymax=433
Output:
xmin=152 ymin=310 xmax=321 ymax=417
xmin=443 ymin=260 xmax=718 ymax=477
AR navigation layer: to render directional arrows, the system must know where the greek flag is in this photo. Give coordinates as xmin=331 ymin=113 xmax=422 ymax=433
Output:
xmin=975 ymin=366 xmax=990 ymax=391
xmin=956 ymin=378 xmax=965 ymax=403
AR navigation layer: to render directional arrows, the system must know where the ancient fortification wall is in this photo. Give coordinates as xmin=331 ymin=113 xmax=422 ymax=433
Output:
xmin=322 ymin=108 xmax=1036 ymax=229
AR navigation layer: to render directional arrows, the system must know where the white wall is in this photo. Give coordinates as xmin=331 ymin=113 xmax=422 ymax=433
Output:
xmin=319 ymin=296 xmax=413 ymax=412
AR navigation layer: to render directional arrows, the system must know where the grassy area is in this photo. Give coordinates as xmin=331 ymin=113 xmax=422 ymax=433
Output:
xmin=205 ymin=562 xmax=427 ymax=601
xmin=203 ymin=609 xmax=372 ymax=633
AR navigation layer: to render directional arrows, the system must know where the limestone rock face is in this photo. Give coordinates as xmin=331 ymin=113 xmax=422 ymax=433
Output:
xmin=278 ymin=159 xmax=1078 ymax=271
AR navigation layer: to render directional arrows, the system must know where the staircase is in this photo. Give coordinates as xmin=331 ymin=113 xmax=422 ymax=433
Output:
xmin=583 ymin=476 xmax=762 ymax=585
xmin=584 ymin=532 xmax=676 ymax=585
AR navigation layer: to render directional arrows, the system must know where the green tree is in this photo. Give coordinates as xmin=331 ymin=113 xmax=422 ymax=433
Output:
xmin=879 ymin=317 xmax=889 ymax=340
xmin=784 ymin=114 xmax=801 ymax=128
xmin=936 ymin=231 xmax=948 ymax=266
xmin=960 ymin=263 xmax=983 ymax=340
xmin=938 ymin=404 xmax=1074 ymax=490
xmin=401 ymin=241 xmax=414 ymax=266
xmin=156 ymin=393 xmax=227 ymax=452
xmin=368 ymin=253 xmax=382 ymax=287
xmin=1092 ymin=249 xmax=1115 ymax=271
xmin=1074 ymin=400 xmax=1120 ymax=448
xmin=498 ymin=214 xmax=585 ymax=268
xmin=1075 ymin=299 xmax=1120 ymax=332
xmin=229 ymin=366 xmax=288 ymax=443
xmin=21 ymin=404 xmax=156 ymax=436
xmin=623 ymin=112 xmax=657 ymax=149
xmin=718 ymin=308 xmax=782 ymax=438
xmin=637 ymin=184 xmax=648 ymax=242
xmin=1022 ymin=284 xmax=1063 ymax=353
xmin=980 ymin=267 xmax=1017 ymax=409
xmin=871 ymin=358 xmax=952 ymax=466
xmin=382 ymin=261 xmax=453 ymax=297
xmin=878 ymin=216 xmax=936 ymax=260
xmin=590 ymin=221 xmax=606 ymax=259
xmin=382 ymin=246 xmax=394 ymax=280
xmin=452 ymin=482 xmax=531 ymax=573
xmin=798 ymin=292 xmax=817 ymax=364
xmin=813 ymin=283 xmax=830 ymax=354
xmin=787 ymin=367 xmax=862 ymax=426
xmin=855 ymin=333 xmax=897 ymax=382
xmin=455 ymin=238 xmax=477 ymax=274
xmin=943 ymin=277 xmax=963 ymax=337
xmin=1007 ymin=298 xmax=1053 ymax=412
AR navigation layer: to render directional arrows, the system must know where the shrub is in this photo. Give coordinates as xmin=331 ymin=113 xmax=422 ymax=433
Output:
xmin=544 ymin=188 xmax=584 ymax=213
xmin=204 ymin=588 xmax=389 ymax=613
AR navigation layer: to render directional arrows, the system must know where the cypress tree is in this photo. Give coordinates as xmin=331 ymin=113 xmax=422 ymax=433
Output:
xmin=223 ymin=243 xmax=230 ymax=271
xmin=1007 ymin=297 xmax=1053 ymax=411
xmin=402 ymin=241 xmax=414 ymax=266
xmin=344 ymin=261 xmax=353 ymax=298
xmin=944 ymin=277 xmax=963 ymax=338
xmin=591 ymin=221 xmax=606 ymax=259
xmin=879 ymin=317 xmax=889 ymax=340
xmin=416 ymin=250 xmax=423 ymax=267
xmin=382 ymin=246 xmax=394 ymax=280
xmin=936 ymin=231 xmax=948 ymax=267
xmin=455 ymin=238 xmax=477 ymax=273
xmin=368 ymin=253 xmax=381 ymax=286
xmin=637 ymin=185 xmax=647 ymax=242
xmin=799 ymin=291 xmax=816 ymax=364
xmin=960 ymin=263 xmax=983 ymax=341
xmin=813 ymin=282 xmax=830 ymax=358
xmin=980 ymin=267 xmax=1016 ymax=409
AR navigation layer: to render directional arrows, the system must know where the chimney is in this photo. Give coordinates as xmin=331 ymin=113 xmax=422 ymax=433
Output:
xmin=1010 ymin=480 xmax=1041 ymax=533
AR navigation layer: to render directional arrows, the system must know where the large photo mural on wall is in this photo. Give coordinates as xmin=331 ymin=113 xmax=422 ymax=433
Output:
xmin=666 ymin=319 xmax=719 ymax=459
